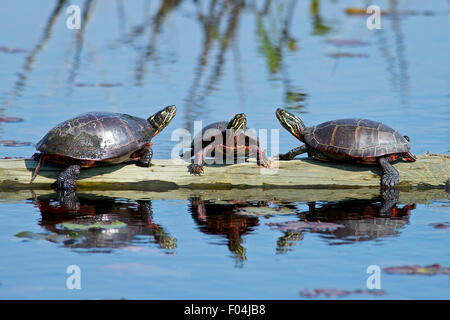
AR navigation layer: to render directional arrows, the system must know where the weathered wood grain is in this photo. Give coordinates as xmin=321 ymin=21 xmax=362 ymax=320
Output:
xmin=0 ymin=155 xmax=448 ymax=190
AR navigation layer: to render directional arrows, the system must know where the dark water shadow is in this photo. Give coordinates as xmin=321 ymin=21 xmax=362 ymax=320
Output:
xmin=25 ymin=158 xmax=131 ymax=180
xmin=15 ymin=191 xmax=177 ymax=253
xmin=300 ymin=157 xmax=379 ymax=173
xmin=187 ymin=188 xmax=416 ymax=263
xmin=295 ymin=156 xmax=414 ymax=176
xmin=188 ymin=196 xmax=262 ymax=267
xmin=304 ymin=199 xmax=415 ymax=244
xmin=24 ymin=158 xmax=179 ymax=191
xmin=12 ymin=187 xmax=417 ymax=264
xmin=272 ymin=192 xmax=416 ymax=253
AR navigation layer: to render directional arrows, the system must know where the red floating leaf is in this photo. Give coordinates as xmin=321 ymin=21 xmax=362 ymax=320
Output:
xmin=300 ymin=288 xmax=386 ymax=298
xmin=383 ymin=264 xmax=450 ymax=276
xmin=1 ymin=156 xmax=26 ymax=159
xmin=98 ymin=83 xmax=123 ymax=87
xmin=325 ymin=39 xmax=369 ymax=46
xmin=327 ymin=52 xmax=368 ymax=58
xmin=0 ymin=46 xmax=28 ymax=54
xmin=0 ymin=117 xmax=24 ymax=123
xmin=345 ymin=8 xmax=434 ymax=16
xmin=0 ymin=140 xmax=34 ymax=147
xmin=429 ymin=222 xmax=450 ymax=230
xmin=75 ymin=83 xmax=123 ymax=87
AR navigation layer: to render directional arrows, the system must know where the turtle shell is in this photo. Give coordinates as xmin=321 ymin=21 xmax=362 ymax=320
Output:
xmin=186 ymin=122 xmax=259 ymax=157
xmin=303 ymin=119 xmax=410 ymax=160
xmin=36 ymin=112 xmax=155 ymax=162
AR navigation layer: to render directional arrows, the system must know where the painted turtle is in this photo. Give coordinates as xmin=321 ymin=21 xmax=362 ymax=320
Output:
xmin=275 ymin=108 xmax=416 ymax=187
xmin=31 ymin=105 xmax=177 ymax=190
xmin=181 ymin=113 xmax=272 ymax=174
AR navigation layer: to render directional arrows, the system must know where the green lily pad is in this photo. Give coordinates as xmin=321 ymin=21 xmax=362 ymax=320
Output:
xmin=210 ymin=200 xmax=232 ymax=205
xmin=268 ymin=221 xmax=344 ymax=232
xmin=234 ymin=206 xmax=294 ymax=217
xmin=15 ymin=231 xmax=49 ymax=240
xmin=14 ymin=231 xmax=82 ymax=242
xmin=58 ymin=220 xmax=127 ymax=231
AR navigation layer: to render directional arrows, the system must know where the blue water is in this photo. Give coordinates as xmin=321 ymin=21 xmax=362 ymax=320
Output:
xmin=0 ymin=0 xmax=449 ymax=299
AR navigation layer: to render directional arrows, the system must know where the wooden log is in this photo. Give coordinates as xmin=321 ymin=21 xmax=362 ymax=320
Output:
xmin=0 ymin=155 xmax=448 ymax=190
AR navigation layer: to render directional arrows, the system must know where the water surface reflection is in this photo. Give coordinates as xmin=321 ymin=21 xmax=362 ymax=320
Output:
xmin=29 ymin=192 xmax=177 ymax=252
xmin=273 ymin=197 xmax=415 ymax=253
xmin=189 ymin=197 xmax=261 ymax=264
xmin=22 ymin=189 xmax=419 ymax=258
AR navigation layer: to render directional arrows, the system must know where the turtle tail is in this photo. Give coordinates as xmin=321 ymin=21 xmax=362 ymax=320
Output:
xmin=30 ymin=154 xmax=45 ymax=183
xmin=403 ymin=152 xmax=416 ymax=162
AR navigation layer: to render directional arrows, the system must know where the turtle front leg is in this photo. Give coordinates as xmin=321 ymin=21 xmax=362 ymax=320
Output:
xmin=191 ymin=144 xmax=217 ymax=175
xmin=191 ymin=150 xmax=207 ymax=175
xmin=378 ymin=156 xmax=399 ymax=187
xmin=136 ymin=146 xmax=153 ymax=167
xmin=253 ymin=146 xmax=272 ymax=168
xmin=278 ymin=145 xmax=307 ymax=160
xmin=52 ymin=164 xmax=81 ymax=191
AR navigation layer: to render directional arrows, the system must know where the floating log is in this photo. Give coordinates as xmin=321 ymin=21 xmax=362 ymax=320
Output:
xmin=0 ymin=155 xmax=447 ymax=190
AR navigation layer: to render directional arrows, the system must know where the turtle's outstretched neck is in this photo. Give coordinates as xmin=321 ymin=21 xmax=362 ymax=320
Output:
xmin=147 ymin=105 xmax=177 ymax=135
xmin=275 ymin=108 xmax=306 ymax=141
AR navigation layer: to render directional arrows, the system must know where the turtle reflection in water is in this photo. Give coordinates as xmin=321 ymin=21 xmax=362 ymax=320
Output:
xmin=272 ymin=194 xmax=416 ymax=253
xmin=189 ymin=197 xmax=262 ymax=264
xmin=27 ymin=192 xmax=177 ymax=252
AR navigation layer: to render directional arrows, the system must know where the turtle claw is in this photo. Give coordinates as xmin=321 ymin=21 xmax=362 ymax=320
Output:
xmin=381 ymin=173 xmax=399 ymax=188
xmin=258 ymin=158 xmax=273 ymax=168
xmin=191 ymin=164 xmax=204 ymax=175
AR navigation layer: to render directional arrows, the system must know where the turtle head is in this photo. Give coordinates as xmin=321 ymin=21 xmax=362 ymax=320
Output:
xmin=148 ymin=105 xmax=177 ymax=137
xmin=276 ymin=108 xmax=306 ymax=142
xmin=226 ymin=113 xmax=247 ymax=131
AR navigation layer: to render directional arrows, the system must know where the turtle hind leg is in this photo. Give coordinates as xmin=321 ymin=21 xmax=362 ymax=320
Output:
xmin=278 ymin=145 xmax=307 ymax=160
xmin=52 ymin=164 xmax=81 ymax=191
xmin=378 ymin=156 xmax=399 ymax=188
xmin=136 ymin=146 xmax=153 ymax=167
